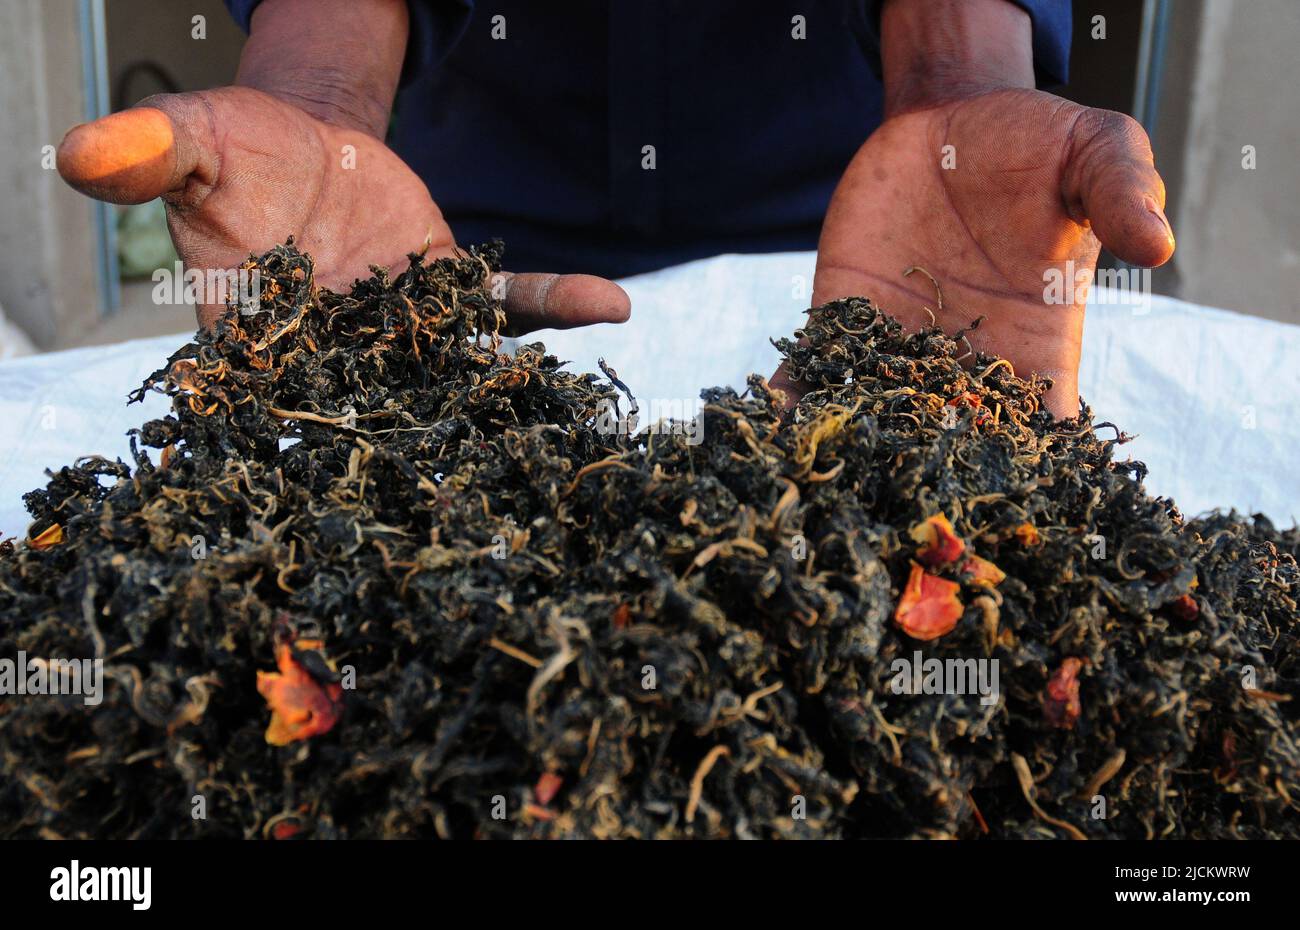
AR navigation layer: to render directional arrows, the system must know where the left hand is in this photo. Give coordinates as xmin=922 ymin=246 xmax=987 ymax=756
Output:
xmin=769 ymin=88 xmax=1180 ymax=418
xmin=773 ymin=88 xmax=1174 ymax=418
xmin=771 ymin=0 xmax=1175 ymax=419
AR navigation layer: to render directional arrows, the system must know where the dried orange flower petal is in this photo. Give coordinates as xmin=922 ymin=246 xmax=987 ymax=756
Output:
xmin=1170 ymin=594 xmax=1199 ymax=622
xmin=534 ymin=772 xmax=564 ymax=805
xmin=946 ymin=392 xmax=991 ymax=424
xmin=256 ymin=639 xmax=344 ymax=746
xmin=1044 ymin=657 xmax=1083 ymax=729
xmin=962 ymin=554 xmax=1006 ymax=588
xmin=1014 ymin=522 xmax=1040 ymax=546
xmin=894 ymin=563 xmax=963 ymax=641
xmin=909 ymin=513 xmax=965 ymax=567
xmin=270 ymin=820 xmax=304 ymax=840
xmin=30 ymin=525 xmax=64 ymax=549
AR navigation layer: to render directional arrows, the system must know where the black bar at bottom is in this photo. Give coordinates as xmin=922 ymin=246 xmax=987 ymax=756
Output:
xmin=0 ymin=839 xmax=1283 ymax=917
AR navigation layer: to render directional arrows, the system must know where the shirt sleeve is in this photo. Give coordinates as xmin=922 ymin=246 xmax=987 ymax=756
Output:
xmin=222 ymin=1 xmax=476 ymax=78
xmin=851 ymin=0 xmax=1072 ymax=88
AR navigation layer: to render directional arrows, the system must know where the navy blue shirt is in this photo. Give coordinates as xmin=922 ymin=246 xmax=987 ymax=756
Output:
xmin=226 ymin=1 xmax=1070 ymax=277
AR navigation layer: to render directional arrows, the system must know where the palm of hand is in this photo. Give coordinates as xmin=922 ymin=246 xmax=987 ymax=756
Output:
xmin=157 ymin=88 xmax=449 ymax=325
xmin=812 ymin=88 xmax=1173 ymax=417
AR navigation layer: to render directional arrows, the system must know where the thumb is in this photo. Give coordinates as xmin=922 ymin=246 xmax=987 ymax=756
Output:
xmin=496 ymin=272 xmax=631 ymax=335
xmin=57 ymin=96 xmax=214 ymax=205
xmin=1062 ymin=109 xmax=1175 ymax=268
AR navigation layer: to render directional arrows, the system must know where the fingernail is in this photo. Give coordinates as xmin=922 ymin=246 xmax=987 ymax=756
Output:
xmin=1144 ymin=195 xmax=1175 ymax=247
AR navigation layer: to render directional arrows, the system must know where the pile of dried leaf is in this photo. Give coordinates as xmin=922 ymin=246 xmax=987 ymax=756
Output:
xmin=0 ymin=241 xmax=1295 ymax=839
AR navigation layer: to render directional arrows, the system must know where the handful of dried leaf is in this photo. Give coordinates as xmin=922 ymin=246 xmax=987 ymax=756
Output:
xmin=0 ymin=241 xmax=1295 ymax=839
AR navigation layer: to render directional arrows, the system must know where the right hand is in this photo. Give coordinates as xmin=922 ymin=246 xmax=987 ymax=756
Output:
xmin=57 ymin=87 xmax=631 ymax=332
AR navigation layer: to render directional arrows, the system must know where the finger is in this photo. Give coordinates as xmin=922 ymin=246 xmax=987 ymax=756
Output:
xmin=57 ymin=97 xmax=212 ymax=205
xmin=1062 ymin=109 xmax=1175 ymax=268
xmin=768 ymin=355 xmax=807 ymax=411
xmin=497 ymin=272 xmax=631 ymax=335
xmin=1039 ymin=373 xmax=1080 ymax=420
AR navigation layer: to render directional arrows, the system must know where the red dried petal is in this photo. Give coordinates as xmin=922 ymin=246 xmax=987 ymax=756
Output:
xmin=30 ymin=525 xmax=64 ymax=549
xmin=534 ymin=772 xmax=563 ymax=805
xmin=1170 ymin=594 xmax=1199 ymax=622
xmin=1044 ymin=657 xmax=1084 ymax=729
xmin=961 ymin=554 xmax=1006 ymax=588
xmin=946 ymin=392 xmax=990 ymax=423
xmin=271 ymin=821 xmax=303 ymax=840
xmin=894 ymin=563 xmax=964 ymax=641
xmin=909 ymin=514 xmax=966 ymax=567
xmin=1014 ymin=522 xmax=1040 ymax=547
xmin=257 ymin=640 xmax=344 ymax=746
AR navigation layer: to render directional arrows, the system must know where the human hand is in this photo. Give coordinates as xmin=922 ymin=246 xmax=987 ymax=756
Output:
xmin=56 ymin=0 xmax=629 ymax=333
xmin=773 ymin=1 xmax=1174 ymax=418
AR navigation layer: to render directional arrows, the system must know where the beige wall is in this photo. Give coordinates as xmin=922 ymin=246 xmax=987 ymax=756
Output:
xmin=0 ymin=0 xmax=97 ymax=349
xmin=106 ymin=0 xmax=244 ymax=106
xmin=1153 ymin=0 xmax=1300 ymax=326
xmin=0 ymin=0 xmax=244 ymax=352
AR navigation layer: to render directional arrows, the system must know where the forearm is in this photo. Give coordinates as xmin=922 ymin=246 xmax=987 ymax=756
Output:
xmin=236 ymin=0 xmax=409 ymax=137
xmin=880 ymin=0 xmax=1035 ymax=118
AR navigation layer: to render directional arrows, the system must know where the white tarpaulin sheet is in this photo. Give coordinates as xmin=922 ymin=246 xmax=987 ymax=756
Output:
xmin=1 ymin=251 xmax=1296 ymax=538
